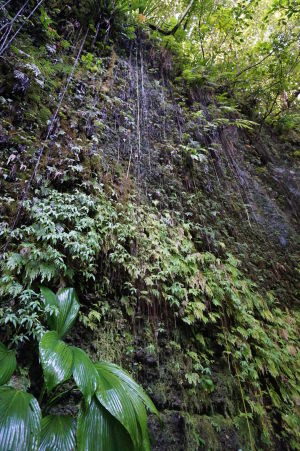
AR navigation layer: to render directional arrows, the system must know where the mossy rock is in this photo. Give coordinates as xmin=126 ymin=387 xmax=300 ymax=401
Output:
xmin=183 ymin=413 xmax=251 ymax=451
xmin=149 ymin=410 xmax=186 ymax=451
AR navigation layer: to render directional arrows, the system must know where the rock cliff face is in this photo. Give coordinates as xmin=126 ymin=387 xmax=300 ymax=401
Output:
xmin=0 ymin=13 xmax=299 ymax=451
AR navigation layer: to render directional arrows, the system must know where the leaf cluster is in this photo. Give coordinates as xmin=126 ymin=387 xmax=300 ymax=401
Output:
xmin=0 ymin=287 xmax=158 ymax=450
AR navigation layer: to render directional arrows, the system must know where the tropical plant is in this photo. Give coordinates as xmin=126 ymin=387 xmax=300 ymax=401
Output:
xmin=0 ymin=287 xmax=158 ymax=451
xmin=145 ymin=0 xmax=299 ymax=130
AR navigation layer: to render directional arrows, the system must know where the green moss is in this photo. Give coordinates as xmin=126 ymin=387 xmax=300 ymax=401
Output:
xmin=182 ymin=413 xmax=254 ymax=451
xmin=88 ymin=320 xmax=131 ymax=365
xmin=37 ymin=59 xmax=55 ymax=77
xmin=255 ymin=166 xmax=267 ymax=174
xmin=39 ymin=106 xmax=52 ymax=124
xmin=27 ymin=87 xmax=42 ymax=105
xmin=183 ymin=413 xmax=211 ymax=450
xmin=150 ymin=380 xmax=168 ymax=406
xmin=293 ymin=149 xmax=300 ymax=158
xmin=211 ymin=370 xmax=237 ymax=417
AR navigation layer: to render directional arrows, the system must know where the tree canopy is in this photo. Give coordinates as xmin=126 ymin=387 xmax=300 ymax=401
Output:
xmin=139 ymin=0 xmax=299 ymax=130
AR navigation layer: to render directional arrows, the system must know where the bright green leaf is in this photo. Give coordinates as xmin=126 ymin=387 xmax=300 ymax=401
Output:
xmin=55 ymin=288 xmax=80 ymax=337
xmin=95 ymin=362 xmax=159 ymax=416
xmin=95 ymin=362 xmax=159 ymax=450
xmin=41 ymin=287 xmax=80 ymax=338
xmin=77 ymin=396 xmax=132 ymax=451
xmin=41 ymin=286 xmax=58 ymax=331
xmin=95 ymin=364 xmax=140 ymax=448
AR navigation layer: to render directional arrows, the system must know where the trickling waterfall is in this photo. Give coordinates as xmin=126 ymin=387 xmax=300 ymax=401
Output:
xmin=91 ymin=35 xmax=298 ymax=249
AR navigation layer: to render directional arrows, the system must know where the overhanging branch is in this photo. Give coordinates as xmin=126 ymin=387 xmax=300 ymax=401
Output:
xmin=148 ymin=0 xmax=196 ymax=36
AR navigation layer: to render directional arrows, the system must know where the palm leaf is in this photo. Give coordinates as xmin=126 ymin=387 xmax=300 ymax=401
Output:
xmin=95 ymin=364 xmax=140 ymax=448
xmin=41 ymin=287 xmax=80 ymax=338
xmin=0 ymin=386 xmax=41 ymax=451
xmin=55 ymin=288 xmax=80 ymax=337
xmin=39 ymin=415 xmax=76 ymax=451
xmin=95 ymin=362 xmax=159 ymax=450
xmin=129 ymin=392 xmax=151 ymax=451
xmin=77 ymin=396 xmax=132 ymax=451
xmin=95 ymin=361 xmax=159 ymax=416
xmin=71 ymin=347 xmax=98 ymax=405
xmin=39 ymin=331 xmax=73 ymax=392
xmin=0 ymin=341 xmax=16 ymax=385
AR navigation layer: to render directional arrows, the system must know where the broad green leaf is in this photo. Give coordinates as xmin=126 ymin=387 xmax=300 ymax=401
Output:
xmin=0 ymin=341 xmax=16 ymax=385
xmin=56 ymin=288 xmax=80 ymax=337
xmin=129 ymin=394 xmax=151 ymax=451
xmin=71 ymin=347 xmax=98 ymax=404
xmin=39 ymin=415 xmax=76 ymax=451
xmin=39 ymin=331 xmax=73 ymax=392
xmin=95 ymin=364 xmax=140 ymax=448
xmin=95 ymin=362 xmax=159 ymax=416
xmin=40 ymin=287 xmax=80 ymax=338
xmin=77 ymin=396 xmax=132 ymax=451
xmin=95 ymin=362 xmax=159 ymax=451
xmin=0 ymin=386 xmax=41 ymax=451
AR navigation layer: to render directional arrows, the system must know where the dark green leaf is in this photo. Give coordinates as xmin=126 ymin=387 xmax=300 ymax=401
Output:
xmin=0 ymin=341 xmax=16 ymax=385
xmin=39 ymin=415 xmax=76 ymax=451
xmin=95 ymin=364 xmax=139 ymax=448
xmin=40 ymin=287 xmax=80 ymax=338
xmin=0 ymin=386 xmax=41 ymax=451
xmin=55 ymin=288 xmax=80 ymax=337
xmin=39 ymin=331 xmax=73 ymax=392
xmin=95 ymin=362 xmax=159 ymax=416
xmin=77 ymin=396 xmax=132 ymax=451
xmin=71 ymin=347 xmax=98 ymax=404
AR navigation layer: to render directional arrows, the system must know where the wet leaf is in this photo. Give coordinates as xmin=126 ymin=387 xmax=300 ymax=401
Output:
xmin=0 ymin=387 xmax=41 ymax=451
xmin=39 ymin=415 xmax=76 ymax=451
xmin=39 ymin=331 xmax=73 ymax=392
xmin=41 ymin=287 xmax=80 ymax=338
xmin=77 ymin=396 xmax=132 ymax=451
xmin=72 ymin=347 xmax=98 ymax=405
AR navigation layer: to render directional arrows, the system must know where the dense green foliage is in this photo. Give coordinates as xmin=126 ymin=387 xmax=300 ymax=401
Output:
xmin=0 ymin=287 xmax=158 ymax=450
xmin=1 ymin=184 xmax=299 ymax=447
xmin=142 ymin=0 xmax=299 ymax=130
xmin=0 ymin=0 xmax=299 ymax=449
xmin=2 ymin=0 xmax=298 ymax=130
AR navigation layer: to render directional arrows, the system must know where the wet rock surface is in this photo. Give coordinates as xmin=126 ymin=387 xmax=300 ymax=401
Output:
xmin=0 ymin=21 xmax=299 ymax=451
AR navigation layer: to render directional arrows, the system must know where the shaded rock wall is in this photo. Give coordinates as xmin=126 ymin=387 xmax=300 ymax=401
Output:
xmin=0 ymin=23 xmax=299 ymax=450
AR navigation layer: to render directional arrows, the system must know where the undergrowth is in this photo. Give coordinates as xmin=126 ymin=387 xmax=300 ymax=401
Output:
xmin=0 ymin=184 xmax=299 ymax=448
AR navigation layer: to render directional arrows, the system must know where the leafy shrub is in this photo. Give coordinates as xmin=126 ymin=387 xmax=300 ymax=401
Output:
xmin=0 ymin=186 xmax=299 ymax=446
xmin=0 ymin=287 xmax=158 ymax=450
xmin=0 ymin=187 xmax=199 ymax=342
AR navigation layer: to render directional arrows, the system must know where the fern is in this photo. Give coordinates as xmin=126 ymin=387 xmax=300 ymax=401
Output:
xmin=234 ymin=118 xmax=258 ymax=130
